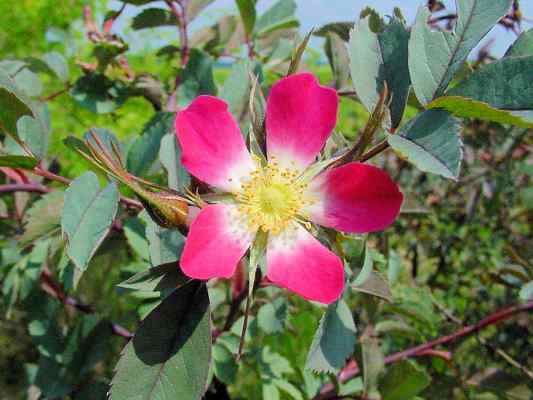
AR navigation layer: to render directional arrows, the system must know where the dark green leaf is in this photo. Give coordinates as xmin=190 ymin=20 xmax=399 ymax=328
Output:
xmin=127 ymin=112 xmax=174 ymax=177
xmin=428 ymin=96 xmax=533 ymax=128
xmin=76 ymin=380 xmax=109 ymax=400
xmin=68 ymin=320 xmax=113 ymax=376
xmin=70 ymin=73 xmax=127 ymax=114
xmin=447 ymin=55 xmax=533 ymax=110
xmin=236 ymin=0 xmax=256 ymax=37
xmin=505 ymin=28 xmax=533 ymax=57
xmin=61 ymin=172 xmax=119 ymax=271
xmin=305 ymin=299 xmax=357 ymax=373
xmin=34 ymin=356 xmax=73 ymax=398
xmin=409 ymin=0 xmax=513 ymax=105
xmin=388 ymin=110 xmax=463 ymax=180
xmin=132 ymin=8 xmax=179 ymax=30
xmin=118 ymin=262 xmax=191 ymax=295
xmin=110 ymin=282 xmax=211 ymax=400
xmin=349 ymin=16 xmax=410 ymax=128
xmin=380 ymin=360 xmax=431 ymax=400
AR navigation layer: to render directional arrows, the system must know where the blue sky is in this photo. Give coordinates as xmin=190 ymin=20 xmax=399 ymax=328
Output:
xmin=109 ymin=0 xmax=533 ymax=57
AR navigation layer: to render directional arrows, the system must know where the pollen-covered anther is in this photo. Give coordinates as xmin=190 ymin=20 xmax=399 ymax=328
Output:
xmin=236 ymin=160 xmax=311 ymax=235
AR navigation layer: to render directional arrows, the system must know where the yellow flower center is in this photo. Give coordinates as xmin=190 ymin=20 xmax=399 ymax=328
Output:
xmin=237 ymin=157 xmax=311 ymax=234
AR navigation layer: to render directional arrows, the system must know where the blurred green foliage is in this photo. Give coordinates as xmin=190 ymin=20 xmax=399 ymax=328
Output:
xmin=0 ymin=1 xmax=531 ymax=399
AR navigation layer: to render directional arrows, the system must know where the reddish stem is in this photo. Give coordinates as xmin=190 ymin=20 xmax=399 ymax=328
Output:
xmin=314 ymin=301 xmax=533 ymax=400
xmin=0 ymin=183 xmax=50 ymax=194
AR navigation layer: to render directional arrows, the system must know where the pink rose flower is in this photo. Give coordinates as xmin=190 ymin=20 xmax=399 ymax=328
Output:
xmin=175 ymin=72 xmax=403 ymax=304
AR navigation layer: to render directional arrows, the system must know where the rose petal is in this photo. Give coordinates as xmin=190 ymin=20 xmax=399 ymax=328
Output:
xmin=303 ymin=162 xmax=403 ymax=233
xmin=180 ymin=204 xmax=256 ymax=279
xmin=266 ymin=223 xmax=344 ymax=304
xmin=266 ymin=72 xmax=338 ymax=171
xmin=175 ymin=96 xmax=256 ymax=193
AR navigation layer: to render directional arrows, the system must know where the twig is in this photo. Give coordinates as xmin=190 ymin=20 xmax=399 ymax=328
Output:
xmin=40 ymin=268 xmax=132 ymax=339
xmin=359 ymin=139 xmax=389 ymax=163
xmin=432 ymin=297 xmax=533 ymax=380
xmin=314 ymin=301 xmax=533 ymax=400
xmin=0 ymin=183 xmax=50 ymax=195
xmin=31 ymin=165 xmax=143 ymax=210
xmin=39 ymin=83 xmax=73 ymax=102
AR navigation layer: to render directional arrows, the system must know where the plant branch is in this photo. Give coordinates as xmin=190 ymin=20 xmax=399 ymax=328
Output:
xmin=31 ymin=165 xmax=143 ymax=210
xmin=0 ymin=183 xmax=50 ymax=195
xmin=40 ymin=268 xmax=132 ymax=339
xmin=314 ymin=301 xmax=533 ymax=400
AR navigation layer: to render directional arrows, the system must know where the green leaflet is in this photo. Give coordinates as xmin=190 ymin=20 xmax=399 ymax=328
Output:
xmin=70 ymin=73 xmax=127 ymax=114
xmin=219 ymin=60 xmax=252 ymax=125
xmin=159 ymin=133 xmax=190 ymax=191
xmin=236 ymin=0 xmax=256 ymax=37
xmin=428 ymin=96 xmax=533 ymax=128
xmin=505 ymin=28 xmax=533 ymax=57
xmin=176 ymin=49 xmax=217 ymax=108
xmin=447 ymin=55 xmax=533 ymax=111
xmin=351 ymin=269 xmax=393 ymax=302
xmin=61 ymin=172 xmax=119 ymax=271
xmin=349 ymin=15 xmax=410 ymax=128
xmin=388 ymin=110 xmax=463 ymax=180
xmin=254 ymin=0 xmax=298 ymax=37
xmin=131 ymin=8 xmax=179 ymax=30
xmin=305 ymin=299 xmax=357 ymax=373
xmin=118 ymin=262 xmax=191 ymax=295
xmin=21 ymin=190 xmax=64 ymax=246
xmin=127 ymin=112 xmax=174 ymax=177
xmin=0 ymin=67 xmax=34 ymax=140
xmin=409 ymin=0 xmax=513 ymax=105
xmin=0 ymin=154 xmax=38 ymax=169
xmin=257 ymin=297 xmax=288 ymax=334
xmin=380 ymin=361 xmax=431 ymax=400
xmin=110 ymin=282 xmax=211 ymax=400
xmin=142 ymin=210 xmax=185 ymax=266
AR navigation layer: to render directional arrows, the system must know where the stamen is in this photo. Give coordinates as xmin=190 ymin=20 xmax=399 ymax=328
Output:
xmin=235 ymin=160 xmax=314 ymax=235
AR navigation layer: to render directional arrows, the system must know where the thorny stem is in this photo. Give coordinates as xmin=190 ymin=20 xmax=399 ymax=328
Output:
xmin=313 ymin=301 xmax=533 ymax=400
